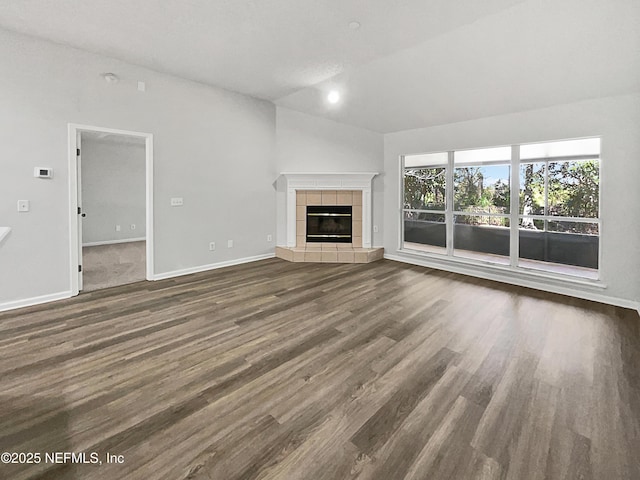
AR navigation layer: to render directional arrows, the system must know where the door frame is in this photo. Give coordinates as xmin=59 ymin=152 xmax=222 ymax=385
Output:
xmin=68 ymin=123 xmax=154 ymax=295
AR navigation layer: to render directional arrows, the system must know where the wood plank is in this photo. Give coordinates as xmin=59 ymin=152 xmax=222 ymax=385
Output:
xmin=0 ymin=258 xmax=637 ymax=480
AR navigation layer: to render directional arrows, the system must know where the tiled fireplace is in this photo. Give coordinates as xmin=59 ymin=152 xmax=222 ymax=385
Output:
xmin=276 ymin=173 xmax=384 ymax=263
xmin=296 ymin=190 xmax=361 ymax=247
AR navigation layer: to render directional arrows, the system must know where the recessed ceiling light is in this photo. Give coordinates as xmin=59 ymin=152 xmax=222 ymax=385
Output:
xmin=327 ymin=90 xmax=340 ymax=104
xmin=349 ymin=21 xmax=361 ymax=30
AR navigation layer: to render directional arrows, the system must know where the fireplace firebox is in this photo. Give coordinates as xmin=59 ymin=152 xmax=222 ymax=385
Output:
xmin=306 ymin=205 xmax=352 ymax=243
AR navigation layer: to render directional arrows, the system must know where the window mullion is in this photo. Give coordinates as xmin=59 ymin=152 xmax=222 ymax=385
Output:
xmin=510 ymin=145 xmax=520 ymax=267
xmin=544 ymin=160 xmax=549 ymax=232
xmin=400 ymin=156 xmax=405 ymax=250
xmin=446 ymin=151 xmax=454 ymax=256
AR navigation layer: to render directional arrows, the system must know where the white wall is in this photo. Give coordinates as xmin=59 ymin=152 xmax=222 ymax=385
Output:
xmin=0 ymin=29 xmax=276 ymax=308
xmin=384 ymin=93 xmax=640 ymax=307
xmin=275 ymin=107 xmax=384 ymax=246
xmin=2 ymin=29 xmax=636 ymax=311
xmin=81 ymin=137 xmax=146 ymax=244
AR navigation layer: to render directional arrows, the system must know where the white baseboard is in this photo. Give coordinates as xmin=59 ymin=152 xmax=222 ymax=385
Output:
xmin=384 ymin=253 xmax=639 ymax=312
xmin=0 ymin=291 xmax=73 ymax=313
xmin=0 ymin=254 xmax=276 ymax=313
xmin=153 ymin=253 xmax=276 ymax=281
xmin=2 ymin=254 xmax=634 ymax=316
xmin=83 ymin=237 xmax=146 ymax=247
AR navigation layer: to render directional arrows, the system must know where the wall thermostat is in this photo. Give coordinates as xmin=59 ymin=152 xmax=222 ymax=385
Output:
xmin=34 ymin=167 xmax=53 ymax=178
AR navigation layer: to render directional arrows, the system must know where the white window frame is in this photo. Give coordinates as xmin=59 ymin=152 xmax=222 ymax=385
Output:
xmin=399 ymin=137 xmax=602 ymax=281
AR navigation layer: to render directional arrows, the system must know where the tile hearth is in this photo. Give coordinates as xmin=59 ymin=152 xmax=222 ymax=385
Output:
xmin=275 ymin=245 xmax=384 ymax=264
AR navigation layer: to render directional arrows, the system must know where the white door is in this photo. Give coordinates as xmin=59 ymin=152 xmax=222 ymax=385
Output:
xmin=77 ymin=131 xmax=84 ymax=291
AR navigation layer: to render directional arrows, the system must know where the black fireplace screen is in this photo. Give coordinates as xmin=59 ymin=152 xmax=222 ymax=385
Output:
xmin=306 ymin=205 xmax=352 ymax=243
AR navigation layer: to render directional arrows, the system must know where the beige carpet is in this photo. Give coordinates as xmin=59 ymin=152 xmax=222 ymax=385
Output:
xmin=82 ymin=241 xmax=146 ymax=291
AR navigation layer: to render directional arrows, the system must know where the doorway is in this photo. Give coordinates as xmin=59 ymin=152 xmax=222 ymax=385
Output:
xmin=69 ymin=124 xmax=154 ymax=295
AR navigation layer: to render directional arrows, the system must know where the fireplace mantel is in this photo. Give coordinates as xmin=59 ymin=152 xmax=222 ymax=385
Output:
xmin=281 ymin=172 xmax=378 ymax=248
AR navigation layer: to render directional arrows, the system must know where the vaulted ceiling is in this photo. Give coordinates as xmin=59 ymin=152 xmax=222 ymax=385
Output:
xmin=1 ymin=0 xmax=638 ymax=132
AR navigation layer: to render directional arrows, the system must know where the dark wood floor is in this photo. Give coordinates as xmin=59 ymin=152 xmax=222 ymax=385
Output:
xmin=1 ymin=258 xmax=639 ymax=480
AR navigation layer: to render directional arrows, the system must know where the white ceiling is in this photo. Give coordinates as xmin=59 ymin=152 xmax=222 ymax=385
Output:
xmin=1 ymin=0 xmax=638 ymax=133
xmin=277 ymin=0 xmax=640 ymax=132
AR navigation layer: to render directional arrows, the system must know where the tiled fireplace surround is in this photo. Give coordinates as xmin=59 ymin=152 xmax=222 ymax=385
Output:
xmin=276 ymin=173 xmax=384 ymax=263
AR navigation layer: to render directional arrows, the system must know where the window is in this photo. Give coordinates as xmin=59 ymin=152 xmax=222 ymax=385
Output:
xmin=518 ymin=138 xmax=600 ymax=277
xmin=453 ymin=147 xmax=511 ymax=264
xmin=401 ymin=138 xmax=600 ymax=279
xmin=403 ymin=153 xmax=448 ymax=254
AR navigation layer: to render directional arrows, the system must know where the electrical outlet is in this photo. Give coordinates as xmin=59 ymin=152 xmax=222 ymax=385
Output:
xmin=209 ymin=242 xmax=216 ymax=251
xmin=267 ymin=234 xmax=273 ymax=242
xmin=227 ymin=240 xmax=233 ymax=248
xmin=130 ymin=224 xmax=136 ymax=230
xmin=373 ymin=225 xmax=379 ymax=233
xmin=116 ymin=225 xmax=121 ymax=232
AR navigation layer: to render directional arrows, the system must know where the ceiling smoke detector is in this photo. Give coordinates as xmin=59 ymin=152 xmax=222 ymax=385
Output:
xmin=102 ymin=73 xmax=119 ymax=83
xmin=349 ymin=21 xmax=361 ymax=30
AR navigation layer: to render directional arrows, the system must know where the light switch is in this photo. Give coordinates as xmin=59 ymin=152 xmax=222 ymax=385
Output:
xmin=17 ymin=200 xmax=30 ymax=212
xmin=170 ymin=197 xmax=184 ymax=206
